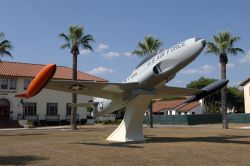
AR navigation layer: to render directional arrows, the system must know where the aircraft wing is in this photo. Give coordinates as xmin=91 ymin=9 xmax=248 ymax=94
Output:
xmin=153 ymin=79 xmax=229 ymax=102
xmin=67 ymin=102 xmax=99 ymax=108
xmin=15 ymin=64 xmax=228 ymax=103
xmin=154 ymin=86 xmax=204 ymax=98
xmin=45 ymin=80 xmax=139 ymax=100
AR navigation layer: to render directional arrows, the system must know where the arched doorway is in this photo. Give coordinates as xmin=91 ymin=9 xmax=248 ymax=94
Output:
xmin=0 ymin=99 xmax=10 ymax=121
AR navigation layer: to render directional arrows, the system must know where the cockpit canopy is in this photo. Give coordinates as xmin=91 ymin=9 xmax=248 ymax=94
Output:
xmin=135 ymin=50 xmax=165 ymax=69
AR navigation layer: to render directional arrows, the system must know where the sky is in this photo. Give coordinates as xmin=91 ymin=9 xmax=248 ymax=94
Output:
xmin=1 ymin=0 xmax=250 ymax=87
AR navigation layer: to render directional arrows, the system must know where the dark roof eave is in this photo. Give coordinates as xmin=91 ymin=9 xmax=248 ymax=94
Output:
xmin=239 ymin=77 xmax=250 ymax=86
xmin=177 ymin=103 xmax=201 ymax=112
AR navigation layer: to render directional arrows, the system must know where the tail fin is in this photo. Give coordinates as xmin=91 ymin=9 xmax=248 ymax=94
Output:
xmin=68 ymin=102 xmax=99 ymax=117
xmin=15 ymin=64 xmax=56 ymax=99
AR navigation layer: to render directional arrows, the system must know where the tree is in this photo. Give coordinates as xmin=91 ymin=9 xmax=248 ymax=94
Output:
xmin=206 ymin=31 xmax=244 ymax=129
xmin=187 ymin=77 xmax=221 ymax=113
xmin=59 ymin=25 xmax=94 ymax=130
xmin=187 ymin=77 xmax=217 ymax=89
xmin=132 ymin=35 xmax=163 ymax=128
xmin=227 ymin=87 xmax=244 ymax=113
xmin=0 ymin=32 xmax=13 ymax=60
xmin=187 ymin=77 xmax=245 ymax=114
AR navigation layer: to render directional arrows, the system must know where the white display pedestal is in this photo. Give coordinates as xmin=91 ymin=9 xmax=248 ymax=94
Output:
xmin=107 ymin=95 xmax=152 ymax=142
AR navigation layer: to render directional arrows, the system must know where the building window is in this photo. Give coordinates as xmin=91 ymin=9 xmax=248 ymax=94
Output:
xmin=0 ymin=78 xmax=17 ymax=90
xmin=24 ymin=103 xmax=37 ymax=115
xmin=47 ymin=103 xmax=58 ymax=115
xmin=66 ymin=103 xmax=71 ymax=115
xmin=0 ymin=78 xmax=8 ymax=90
xmin=184 ymin=112 xmax=187 ymax=115
xmin=178 ymin=112 xmax=181 ymax=115
xmin=9 ymin=78 xmax=17 ymax=90
xmin=24 ymin=79 xmax=31 ymax=90
xmin=192 ymin=112 xmax=195 ymax=115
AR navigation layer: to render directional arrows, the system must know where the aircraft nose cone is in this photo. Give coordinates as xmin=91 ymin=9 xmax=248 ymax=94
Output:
xmin=201 ymin=39 xmax=206 ymax=47
xmin=195 ymin=38 xmax=206 ymax=47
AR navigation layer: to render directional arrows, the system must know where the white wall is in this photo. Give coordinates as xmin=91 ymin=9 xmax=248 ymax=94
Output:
xmin=243 ymin=81 xmax=250 ymax=113
xmin=0 ymin=77 xmax=92 ymax=120
xmin=159 ymin=105 xmax=202 ymax=115
xmin=177 ymin=105 xmax=202 ymax=115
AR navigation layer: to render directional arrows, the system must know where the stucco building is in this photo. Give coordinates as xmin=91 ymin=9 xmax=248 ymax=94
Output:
xmin=0 ymin=61 xmax=106 ymax=124
xmin=240 ymin=77 xmax=250 ymax=113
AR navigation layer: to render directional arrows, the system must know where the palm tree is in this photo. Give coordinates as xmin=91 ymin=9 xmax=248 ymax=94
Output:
xmin=132 ymin=35 xmax=163 ymax=57
xmin=59 ymin=25 xmax=94 ymax=130
xmin=132 ymin=35 xmax=163 ymax=128
xmin=0 ymin=32 xmax=13 ymax=60
xmin=206 ymin=31 xmax=244 ymax=129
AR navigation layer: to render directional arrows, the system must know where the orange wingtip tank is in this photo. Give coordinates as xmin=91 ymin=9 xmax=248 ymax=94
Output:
xmin=15 ymin=64 xmax=57 ymax=99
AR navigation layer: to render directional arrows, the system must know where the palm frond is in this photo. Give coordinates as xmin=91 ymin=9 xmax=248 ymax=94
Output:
xmin=138 ymin=42 xmax=147 ymax=54
xmin=0 ymin=50 xmax=12 ymax=58
xmin=82 ymin=44 xmax=93 ymax=52
xmin=0 ymin=33 xmax=13 ymax=58
xmin=0 ymin=40 xmax=13 ymax=49
xmin=59 ymin=33 xmax=70 ymax=42
xmin=228 ymin=36 xmax=240 ymax=48
xmin=81 ymin=34 xmax=94 ymax=42
xmin=206 ymin=42 xmax=219 ymax=55
xmin=131 ymin=50 xmax=145 ymax=56
xmin=60 ymin=43 xmax=71 ymax=49
xmin=59 ymin=25 xmax=94 ymax=53
xmin=80 ymin=34 xmax=94 ymax=52
xmin=68 ymin=25 xmax=83 ymax=44
xmin=132 ymin=35 xmax=162 ymax=57
xmin=0 ymin=32 xmax=4 ymax=39
xmin=207 ymin=31 xmax=243 ymax=56
xmin=228 ymin=47 xmax=244 ymax=55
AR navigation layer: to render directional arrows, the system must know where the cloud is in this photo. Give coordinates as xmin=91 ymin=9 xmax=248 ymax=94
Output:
xmin=88 ymin=66 xmax=114 ymax=75
xmin=238 ymin=51 xmax=250 ymax=63
xmin=174 ymin=80 xmax=184 ymax=83
xmin=218 ymin=63 xmax=235 ymax=69
xmin=124 ymin=52 xmax=133 ymax=57
xmin=96 ymin=43 xmax=109 ymax=52
xmin=103 ymin=51 xmax=120 ymax=60
xmin=80 ymin=49 xmax=92 ymax=55
xmin=181 ymin=64 xmax=215 ymax=75
xmin=227 ymin=63 xmax=235 ymax=69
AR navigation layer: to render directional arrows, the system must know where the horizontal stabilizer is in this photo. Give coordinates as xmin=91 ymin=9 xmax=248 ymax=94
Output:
xmin=68 ymin=102 xmax=99 ymax=108
xmin=15 ymin=94 xmax=28 ymax=98
xmin=185 ymin=79 xmax=229 ymax=103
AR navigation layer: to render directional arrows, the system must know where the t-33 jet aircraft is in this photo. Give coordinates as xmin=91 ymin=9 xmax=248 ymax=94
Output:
xmin=16 ymin=38 xmax=228 ymax=142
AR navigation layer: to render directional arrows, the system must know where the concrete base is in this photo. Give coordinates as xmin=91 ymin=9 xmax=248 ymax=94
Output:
xmin=106 ymin=95 xmax=152 ymax=142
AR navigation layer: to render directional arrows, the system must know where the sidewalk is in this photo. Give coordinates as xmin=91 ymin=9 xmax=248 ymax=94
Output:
xmin=0 ymin=125 xmax=70 ymax=131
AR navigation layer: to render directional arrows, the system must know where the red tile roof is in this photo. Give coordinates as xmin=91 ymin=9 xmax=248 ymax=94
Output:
xmin=178 ymin=102 xmax=201 ymax=112
xmin=0 ymin=61 xmax=107 ymax=82
xmin=152 ymin=100 xmax=184 ymax=112
xmin=153 ymin=100 xmax=200 ymax=113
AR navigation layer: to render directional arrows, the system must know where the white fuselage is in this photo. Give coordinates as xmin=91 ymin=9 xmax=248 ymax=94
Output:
xmin=125 ymin=38 xmax=205 ymax=88
xmin=94 ymin=38 xmax=206 ymax=116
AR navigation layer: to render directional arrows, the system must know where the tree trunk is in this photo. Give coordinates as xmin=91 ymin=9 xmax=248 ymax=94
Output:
xmin=148 ymin=101 xmax=153 ymax=128
xmin=71 ymin=52 xmax=77 ymax=130
xmin=220 ymin=57 xmax=228 ymax=129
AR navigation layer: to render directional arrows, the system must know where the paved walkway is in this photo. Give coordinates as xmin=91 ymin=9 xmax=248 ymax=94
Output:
xmin=0 ymin=125 xmax=70 ymax=131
